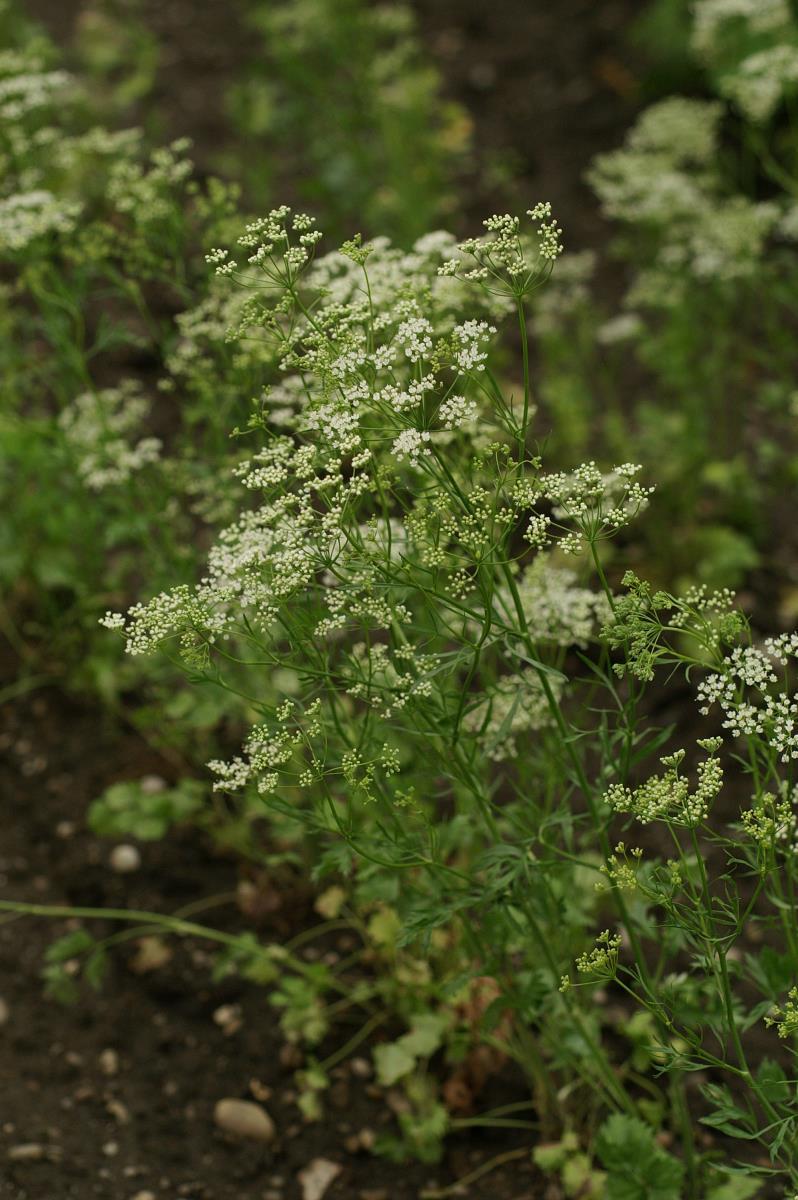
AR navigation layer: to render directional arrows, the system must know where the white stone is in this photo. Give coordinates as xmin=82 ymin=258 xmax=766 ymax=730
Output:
xmin=99 ymin=1047 xmax=119 ymax=1076
xmin=213 ymin=1098 xmax=276 ymax=1142
xmin=298 ymin=1158 xmax=343 ymax=1200
xmin=110 ymin=844 xmax=141 ymax=873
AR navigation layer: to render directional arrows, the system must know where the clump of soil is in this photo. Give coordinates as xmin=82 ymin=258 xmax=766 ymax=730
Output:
xmin=0 ymin=680 xmax=544 ymax=1199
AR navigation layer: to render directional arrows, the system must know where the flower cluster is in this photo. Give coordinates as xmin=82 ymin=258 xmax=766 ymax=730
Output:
xmin=721 ymin=44 xmax=798 ymax=122
xmin=741 ymin=790 xmax=798 ymax=861
xmin=595 ymin=313 xmax=644 ymax=346
xmin=563 ymin=930 xmax=622 ymax=989
xmin=691 ymin=0 xmax=792 ymax=58
xmin=463 ymin=669 xmax=563 ymax=761
xmin=449 ymin=319 xmax=495 ymax=373
xmin=589 ymin=97 xmax=780 ymax=303
xmin=690 ymin=0 xmax=798 ymax=123
xmin=107 ymin=138 xmax=193 ymax=223
xmin=58 ymin=381 xmax=161 ymax=491
xmin=538 ymin=461 xmax=653 ymax=551
xmin=106 ymin=584 xmax=231 ymax=659
xmin=698 ymin=636 xmax=798 ymax=762
xmin=0 ymin=60 xmax=71 ymax=123
xmin=208 ymin=699 xmax=323 ymax=796
xmin=438 ymin=205 xmax=563 ymax=295
xmin=603 ymin=573 xmax=745 ymax=682
xmin=0 ymin=50 xmax=74 ymax=193
xmin=0 ymin=189 xmax=81 ymax=251
xmin=437 ymin=393 xmax=477 ymax=430
xmin=217 ymin=206 xmax=325 ymax=282
xmin=605 ymin=743 xmax=723 ymax=828
xmin=343 ymin=643 xmax=437 ymax=720
xmin=766 ymin=986 xmax=798 ymax=1039
xmin=600 ymin=843 xmax=643 ymax=891
xmin=511 ymin=556 xmax=611 ymax=648
xmin=589 ymin=98 xmax=723 ymax=225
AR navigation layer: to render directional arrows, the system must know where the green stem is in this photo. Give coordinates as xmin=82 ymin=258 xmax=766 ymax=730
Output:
xmin=516 ymin=297 xmax=531 ymax=460
xmin=0 ymin=900 xmax=352 ymax=997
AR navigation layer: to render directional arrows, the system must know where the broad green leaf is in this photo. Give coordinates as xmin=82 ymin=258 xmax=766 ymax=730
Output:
xmin=373 ymin=1041 xmax=416 ymax=1086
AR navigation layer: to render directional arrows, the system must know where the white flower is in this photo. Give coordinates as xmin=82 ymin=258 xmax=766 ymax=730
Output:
xmin=691 ymin=0 xmax=792 ymax=58
xmin=438 ymin=394 xmax=477 ymax=429
xmin=451 ymin=320 xmax=495 ymax=372
xmin=510 ymin=555 xmax=611 ymax=646
xmin=59 ymin=381 xmax=162 ymax=490
xmin=698 ymin=641 xmax=798 ymax=763
xmin=596 ymin=313 xmax=644 ymax=345
xmin=0 ymin=189 xmax=81 ymax=250
xmin=99 ymin=611 xmax=125 ymax=631
xmin=464 ymin=669 xmax=563 ymax=761
xmin=391 ymin=429 xmax=431 ymax=463
xmin=396 ymin=316 xmax=433 ymax=363
xmin=721 ymin=44 xmax=798 ymax=122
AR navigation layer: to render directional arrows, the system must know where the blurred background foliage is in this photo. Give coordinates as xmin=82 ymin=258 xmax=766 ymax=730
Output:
xmin=4 ymin=0 xmax=798 ymax=695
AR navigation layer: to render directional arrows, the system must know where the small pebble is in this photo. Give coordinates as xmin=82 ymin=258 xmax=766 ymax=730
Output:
xmin=8 ymin=1143 xmax=46 ymax=1162
xmin=249 ymin=1078 xmax=271 ymax=1102
xmin=212 ymin=1004 xmax=242 ymax=1036
xmin=128 ymin=936 xmax=172 ymax=974
xmin=298 ymin=1158 xmax=342 ymax=1200
xmin=213 ymin=1098 xmax=276 ymax=1143
xmin=21 ymin=756 xmax=47 ymax=776
xmin=106 ymin=1098 xmax=131 ymax=1125
xmin=0 ymin=997 xmax=9 ymax=1026
xmin=110 ymin=844 xmax=141 ymax=873
xmin=99 ymin=1048 xmax=119 ymax=1076
xmin=345 ymin=1128 xmax=375 ymax=1154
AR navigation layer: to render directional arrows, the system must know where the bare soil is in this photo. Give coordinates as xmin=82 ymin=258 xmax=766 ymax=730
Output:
xmin=0 ymin=677 xmax=546 ymax=1200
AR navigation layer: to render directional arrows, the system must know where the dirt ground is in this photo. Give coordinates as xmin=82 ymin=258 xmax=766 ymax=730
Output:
xmin=412 ymin=0 xmax=642 ymax=244
xmin=24 ymin=0 xmax=644 ymax=246
xmin=0 ymin=681 xmax=548 ymax=1200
